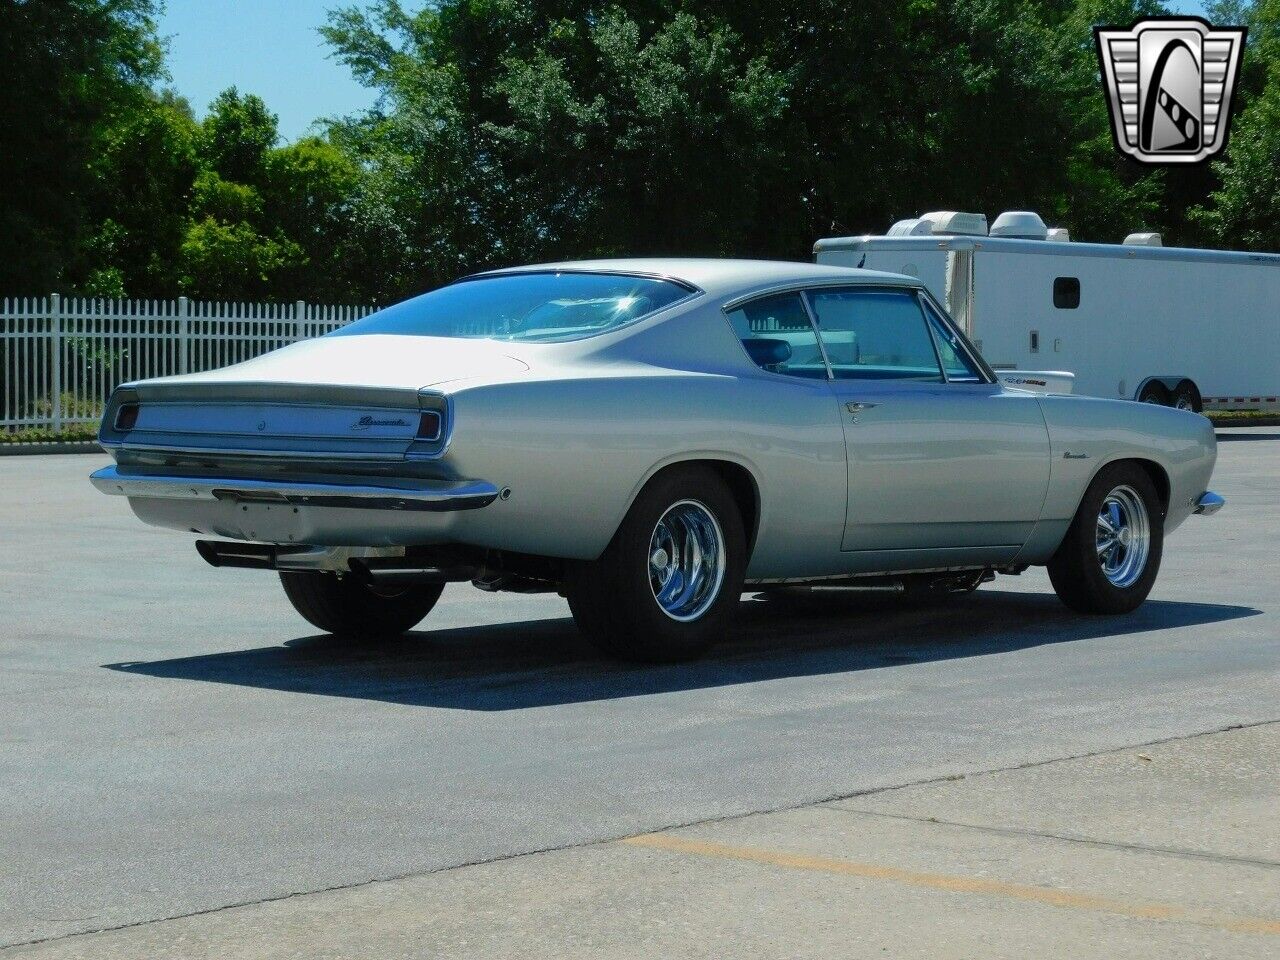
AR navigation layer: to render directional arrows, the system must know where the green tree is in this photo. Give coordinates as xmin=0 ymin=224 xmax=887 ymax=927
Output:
xmin=322 ymin=0 xmax=1184 ymax=301
xmin=0 ymin=0 xmax=164 ymax=292
xmin=85 ymin=90 xmax=201 ymax=295
xmin=1193 ymin=0 xmax=1280 ymax=250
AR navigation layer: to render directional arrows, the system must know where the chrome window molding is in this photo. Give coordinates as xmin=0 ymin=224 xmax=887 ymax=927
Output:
xmin=719 ymin=289 xmax=834 ymax=383
xmin=916 ymin=290 xmax=997 ymax=385
xmin=801 ymin=284 xmax=946 ymax=384
xmin=451 ymin=267 xmax=704 ymax=296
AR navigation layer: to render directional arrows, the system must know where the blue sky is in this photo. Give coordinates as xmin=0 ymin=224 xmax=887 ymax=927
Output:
xmin=158 ymin=0 xmax=383 ymax=141
xmin=159 ymin=0 xmax=1212 ymax=143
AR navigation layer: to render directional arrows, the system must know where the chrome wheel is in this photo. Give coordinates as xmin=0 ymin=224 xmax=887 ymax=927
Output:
xmin=1175 ymin=395 xmax=1196 ymax=411
xmin=648 ymin=499 xmax=726 ymax=622
xmin=1096 ymin=485 xmax=1151 ymax=588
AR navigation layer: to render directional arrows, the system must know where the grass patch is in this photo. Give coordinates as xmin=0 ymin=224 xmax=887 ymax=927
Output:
xmin=1205 ymin=409 xmax=1280 ymax=427
xmin=1 ymin=424 xmax=100 ymax=444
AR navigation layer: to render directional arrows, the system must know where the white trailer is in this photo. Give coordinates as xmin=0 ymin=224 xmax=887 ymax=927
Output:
xmin=814 ymin=210 xmax=1280 ymax=411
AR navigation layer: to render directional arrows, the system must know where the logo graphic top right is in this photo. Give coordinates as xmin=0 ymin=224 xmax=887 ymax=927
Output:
xmin=1096 ymin=17 xmax=1247 ymax=165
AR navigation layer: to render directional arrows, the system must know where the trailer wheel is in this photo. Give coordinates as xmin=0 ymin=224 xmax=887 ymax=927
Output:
xmin=1172 ymin=381 xmax=1200 ymax=412
xmin=1138 ymin=382 xmax=1170 ymax=406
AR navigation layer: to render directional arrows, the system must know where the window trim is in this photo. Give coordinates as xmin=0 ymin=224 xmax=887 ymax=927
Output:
xmin=917 ymin=293 xmax=989 ymax=384
xmin=721 ymin=289 xmax=833 ymax=382
xmin=721 ymin=281 xmax=996 ymax=386
xmin=1053 ymin=276 xmax=1081 ymax=310
xmin=916 ymin=290 xmax=997 ymax=385
xmin=802 ymin=284 xmax=947 ymax=385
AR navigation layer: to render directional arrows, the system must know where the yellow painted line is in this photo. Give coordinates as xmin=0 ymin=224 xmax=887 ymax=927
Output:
xmin=620 ymin=832 xmax=1280 ymax=937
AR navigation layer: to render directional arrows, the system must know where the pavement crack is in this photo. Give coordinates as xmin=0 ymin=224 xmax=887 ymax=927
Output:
xmin=819 ymin=806 xmax=1280 ymax=871
xmin=5 ymin=716 xmax=1278 ymax=953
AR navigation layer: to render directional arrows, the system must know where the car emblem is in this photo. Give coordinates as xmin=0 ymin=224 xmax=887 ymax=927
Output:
xmin=1095 ymin=17 xmax=1246 ymax=165
xmin=350 ymin=415 xmax=410 ymax=431
xmin=257 ymin=420 xmax=267 ymax=432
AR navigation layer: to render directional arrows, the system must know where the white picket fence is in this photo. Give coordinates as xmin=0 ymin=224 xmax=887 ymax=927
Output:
xmin=0 ymin=295 xmax=374 ymax=432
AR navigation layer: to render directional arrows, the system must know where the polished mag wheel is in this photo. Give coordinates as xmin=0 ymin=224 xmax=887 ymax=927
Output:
xmin=649 ymin=500 xmax=726 ymax=622
xmin=565 ymin=465 xmax=747 ymax=662
xmin=1095 ymin=485 xmax=1151 ymax=588
xmin=1049 ymin=462 xmax=1164 ymax=615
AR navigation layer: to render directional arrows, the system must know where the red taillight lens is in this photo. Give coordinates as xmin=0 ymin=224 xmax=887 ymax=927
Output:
xmin=114 ymin=404 xmax=140 ymax=431
xmin=416 ymin=411 xmax=442 ymax=441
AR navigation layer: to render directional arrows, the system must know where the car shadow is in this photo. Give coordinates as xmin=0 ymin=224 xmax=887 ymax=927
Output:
xmin=102 ymin=590 xmax=1261 ymax=711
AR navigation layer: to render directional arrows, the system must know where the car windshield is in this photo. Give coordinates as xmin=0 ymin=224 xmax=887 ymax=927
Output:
xmin=334 ymin=271 xmax=693 ymax=343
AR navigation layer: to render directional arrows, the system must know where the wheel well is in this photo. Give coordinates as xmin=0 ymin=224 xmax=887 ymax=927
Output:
xmin=1115 ymin=458 xmax=1171 ymax=517
xmin=644 ymin=459 xmax=761 ymax=555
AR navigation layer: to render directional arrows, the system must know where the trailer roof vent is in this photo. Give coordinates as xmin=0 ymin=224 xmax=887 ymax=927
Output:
xmin=1047 ymin=227 xmax=1070 ymax=242
xmin=990 ymin=211 xmax=1049 ymax=240
xmin=1123 ymin=232 xmax=1163 ymax=247
xmin=918 ymin=211 xmax=988 ymax=237
xmin=887 ymin=217 xmax=935 ymax=237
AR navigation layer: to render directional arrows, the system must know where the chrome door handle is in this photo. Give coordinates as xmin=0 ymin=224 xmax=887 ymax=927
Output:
xmin=845 ymin=401 xmax=879 ymax=413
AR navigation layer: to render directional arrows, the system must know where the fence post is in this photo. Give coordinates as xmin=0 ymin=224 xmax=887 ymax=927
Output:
xmin=294 ymin=300 xmax=306 ymax=342
xmin=50 ymin=293 xmax=63 ymax=432
xmin=178 ymin=296 xmax=190 ymax=374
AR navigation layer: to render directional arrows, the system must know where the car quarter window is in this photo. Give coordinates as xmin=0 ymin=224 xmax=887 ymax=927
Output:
xmin=725 ymin=292 xmax=828 ymax=379
xmin=920 ymin=298 xmax=983 ymax=382
xmin=804 ymin=287 xmax=943 ymax=382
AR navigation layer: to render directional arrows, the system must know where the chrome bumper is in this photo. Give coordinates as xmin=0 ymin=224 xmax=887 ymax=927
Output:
xmin=1194 ymin=491 xmax=1225 ymax=516
xmin=90 ymin=466 xmax=499 ymax=512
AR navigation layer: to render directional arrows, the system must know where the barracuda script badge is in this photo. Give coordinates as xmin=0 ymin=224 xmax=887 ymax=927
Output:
xmin=1095 ymin=17 xmax=1246 ymax=165
xmin=351 ymin=415 xmax=410 ymax=431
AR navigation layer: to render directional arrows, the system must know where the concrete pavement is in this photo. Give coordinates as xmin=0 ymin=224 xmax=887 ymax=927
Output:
xmin=7 ymin=723 xmax=1277 ymax=958
xmin=0 ymin=432 xmax=1276 ymax=953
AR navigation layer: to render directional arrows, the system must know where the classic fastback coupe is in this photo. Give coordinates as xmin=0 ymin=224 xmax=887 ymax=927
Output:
xmin=92 ymin=259 xmax=1223 ymax=661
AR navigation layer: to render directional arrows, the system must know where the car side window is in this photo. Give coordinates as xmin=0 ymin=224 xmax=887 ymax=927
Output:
xmin=805 ymin=288 xmax=943 ymax=382
xmin=921 ymin=298 xmax=982 ymax=383
xmin=725 ymin=293 xmax=828 ymax=379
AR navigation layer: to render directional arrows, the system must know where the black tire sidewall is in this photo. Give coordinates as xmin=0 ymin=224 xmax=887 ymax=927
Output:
xmin=280 ymin=571 xmax=444 ymax=637
xmin=1049 ymin=463 xmax=1164 ymax=614
xmin=569 ymin=467 xmax=747 ymax=661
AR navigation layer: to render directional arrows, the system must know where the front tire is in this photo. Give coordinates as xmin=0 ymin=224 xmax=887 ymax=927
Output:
xmin=1048 ymin=463 xmax=1164 ymax=614
xmin=279 ymin=571 xmax=444 ymax=638
xmin=565 ymin=466 xmax=747 ymax=662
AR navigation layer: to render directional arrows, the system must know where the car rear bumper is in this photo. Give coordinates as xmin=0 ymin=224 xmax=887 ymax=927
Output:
xmin=90 ymin=466 xmax=500 ymax=513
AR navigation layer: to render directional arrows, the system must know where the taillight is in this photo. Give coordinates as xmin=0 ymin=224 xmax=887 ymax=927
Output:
xmin=416 ymin=411 xmax=442 ymax=441
xmin=114 ymin=404 xmax=140 ymax=431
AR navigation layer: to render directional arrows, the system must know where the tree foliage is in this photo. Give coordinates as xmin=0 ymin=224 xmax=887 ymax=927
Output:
xmin=6 ymin=0 xmax=1280 ymax=302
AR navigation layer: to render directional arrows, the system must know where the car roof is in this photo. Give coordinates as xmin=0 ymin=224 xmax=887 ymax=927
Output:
xmin=467 ymin=258 xmax=922 ymax=298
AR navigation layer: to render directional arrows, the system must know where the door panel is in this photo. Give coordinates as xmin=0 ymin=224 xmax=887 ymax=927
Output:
xmin=802 ymin=285 xmax=1051 ymax=561
xmin=832 ymin=382 xmax=1051 ymax=555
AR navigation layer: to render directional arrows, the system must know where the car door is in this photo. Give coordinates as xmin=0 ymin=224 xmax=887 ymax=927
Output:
xmin=803 ymin=285 xmax=1051 ymax=568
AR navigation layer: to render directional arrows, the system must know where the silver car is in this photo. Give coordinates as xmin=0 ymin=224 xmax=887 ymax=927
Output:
xmin=91 ymin=259 xmax=1224 ymax=661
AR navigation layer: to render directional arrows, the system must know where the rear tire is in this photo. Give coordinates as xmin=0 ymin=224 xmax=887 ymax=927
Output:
xmin=1172 ymin=381 xmax=1200 ymax=412
xmin=565 ymin=466 xmax=747 ymax=662
xmin=1138 ymin=382 xmax=1170 ymax=406
xmin=279 ymin=571 xmax=444 ymax=638
xmin=1048 ymin=463 xmax=1163 ymax=614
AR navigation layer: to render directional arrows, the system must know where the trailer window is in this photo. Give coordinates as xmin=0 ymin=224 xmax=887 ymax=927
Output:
xmin=1053 ymin=277 xmax=1080 ymax=309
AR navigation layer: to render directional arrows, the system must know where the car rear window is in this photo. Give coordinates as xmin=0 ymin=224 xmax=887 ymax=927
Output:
xmin=334 ymin=272 xmax=694 ymax=343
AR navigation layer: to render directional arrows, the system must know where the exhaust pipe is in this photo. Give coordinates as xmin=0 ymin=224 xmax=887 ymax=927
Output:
xmin=195 ymin=540 xmax=312 ymax=570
